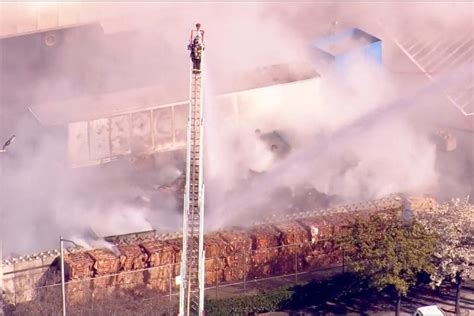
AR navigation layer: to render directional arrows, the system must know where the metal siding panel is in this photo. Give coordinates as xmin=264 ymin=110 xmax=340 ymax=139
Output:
xmin=58 ymin=2 xmax=80 ymax=26
xmin=130 ymin=111 xmax=152 ymax=153
xmin=0 ymin=3 xmax=19 ymax=36
xmin=89 ymin=118 xmax=111 ymax=160
xmin=15 ymin=3 xmax=38 ymax=33
xmin=68 ymin=121 xmax=90 ymax=166
xmin=79 ymin=3 xmax=103 ymax=24
xmin=37 ymin=3 xmax=59 ymax=30
xmin=110 ymin=114 xmax=131 ymax=156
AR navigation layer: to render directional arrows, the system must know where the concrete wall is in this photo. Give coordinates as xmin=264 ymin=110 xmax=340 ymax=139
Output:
xmin=1 ymin=252 xmax=59 ymax=305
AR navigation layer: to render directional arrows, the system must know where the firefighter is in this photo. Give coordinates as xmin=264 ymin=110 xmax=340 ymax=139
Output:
xmin=189 ymin=38 xmax=203 ymax=73
xmin=188 ymin=23 xmax=205 ymax=74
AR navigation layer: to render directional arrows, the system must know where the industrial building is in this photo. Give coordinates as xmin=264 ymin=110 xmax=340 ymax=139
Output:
xmin=1 ymin=2 xmax=473 ymax=315
xmin=28 ymin=63 xmax=320 ymax=168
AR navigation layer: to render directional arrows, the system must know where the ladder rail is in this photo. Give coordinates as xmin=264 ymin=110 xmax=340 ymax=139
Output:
xmin=180 ymin=58 xmax=205 ymax=315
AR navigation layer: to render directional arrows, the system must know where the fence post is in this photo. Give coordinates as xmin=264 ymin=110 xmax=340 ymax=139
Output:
xmin=215 ymin=257 xmax=218 ymax=299
xmin=342 ymin=248 xmax=345 ymax=274
xmin=294 ymin=250 xmax=298 ymax=284
xmin=243 ymin=250 xmax=246 ymax=291
xmin=168 ymin=264 xmax=173 ymax=315
xmin=169 ymin=263 xmax=172 ymax=302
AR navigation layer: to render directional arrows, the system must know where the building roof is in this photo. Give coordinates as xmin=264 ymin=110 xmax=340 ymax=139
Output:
xmin=216 ymin=62 xmax=319 ymax=96
xmin=0 ymin=2 xmax=123 ymax=39
xmin=387 ymin=28 xmax=474 ymax=116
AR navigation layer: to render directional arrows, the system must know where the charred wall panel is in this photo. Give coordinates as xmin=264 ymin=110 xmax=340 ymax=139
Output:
xmin=110 ymin=114 xmax=131 ymax=155
xmin=153 ymin=107 xmax=173 ymax=150
xmin=130 ymin=111 xmax=152 ymax=153
xmin=89 ymin=118 xmax=110 ymax=160
xmin=65 ymin=77 xmax=320 ymax=168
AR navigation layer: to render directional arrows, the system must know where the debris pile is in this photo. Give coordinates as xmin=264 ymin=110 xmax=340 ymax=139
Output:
xmin=59 ymin=197 xmax=403 ymax=304
xmin=118 ymin=244 xmax=148 ymax=271
xmin=88 ymin=249 xmax=120 ymax=276
xmin=64 ymin=252 xmax=95 ymax=279
xmin=219 ymin=228 xmax=252 ymax=282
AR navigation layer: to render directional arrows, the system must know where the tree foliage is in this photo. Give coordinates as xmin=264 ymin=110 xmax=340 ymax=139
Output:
xmin=340 ymin=212 xmax=437 ymax=296
xmin=414 ymin=197 xmax=474 ymax=285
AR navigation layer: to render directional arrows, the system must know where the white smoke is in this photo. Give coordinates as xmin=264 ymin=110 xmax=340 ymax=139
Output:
xmin=0 ymin=2 xmax=471 ymax=255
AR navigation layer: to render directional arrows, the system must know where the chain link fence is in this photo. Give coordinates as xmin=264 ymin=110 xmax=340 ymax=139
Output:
xmin=3 ymin=238 xmax=345 ymax=315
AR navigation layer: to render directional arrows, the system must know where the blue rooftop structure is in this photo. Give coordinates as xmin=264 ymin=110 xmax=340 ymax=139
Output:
xmin=312 ymin=28 xmax=382 ymax=72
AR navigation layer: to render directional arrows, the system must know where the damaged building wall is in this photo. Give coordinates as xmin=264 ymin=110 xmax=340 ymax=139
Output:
xmin=1 ymin=196 xmax=403 ymax=306
xmin=62 ymin=74 xmax=320 ymax=168
xmin=25 ymin=61 xmax=318 ymax=167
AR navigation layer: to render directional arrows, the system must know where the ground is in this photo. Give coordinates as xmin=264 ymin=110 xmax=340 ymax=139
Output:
xmin=208 ymin=267 xmax=474 ymax=315
xmin=292 ymin=280 xmax=474 ymax=316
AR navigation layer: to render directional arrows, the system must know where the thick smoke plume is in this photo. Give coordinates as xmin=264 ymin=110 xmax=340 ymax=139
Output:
xmin=0 ymin=2 xmax=472 ymax=255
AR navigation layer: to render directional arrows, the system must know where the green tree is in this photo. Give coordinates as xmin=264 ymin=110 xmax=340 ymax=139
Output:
xmin=340 ymin=212 xmax=437 ymax=316
xmin=414 ymin=197 xmax=474 ymax=315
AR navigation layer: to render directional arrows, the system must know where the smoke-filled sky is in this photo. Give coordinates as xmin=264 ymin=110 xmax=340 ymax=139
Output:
xmin=0 ymin=2 xmax=473 ymax=255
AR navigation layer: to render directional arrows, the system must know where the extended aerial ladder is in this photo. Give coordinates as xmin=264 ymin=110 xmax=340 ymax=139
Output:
xmin=179 ymin=25 xmax=205 ymax=316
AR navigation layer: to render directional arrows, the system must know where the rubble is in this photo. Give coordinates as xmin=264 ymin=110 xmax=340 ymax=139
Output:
xmin=204 ymin=233 xmax=227 ymax=259
xmin=249 ymin=225 xmax=281 ymax=249
xmin=218 ymin=228 xmax=252 ymax=255
xmin=298 ymin=217 xmax=334 ymax=242
xmin=60 ymin=207 xmax=392 ymax=294
xmin=66 ymin=281 xmax=91 ymax=305
xmin=222 ymin=252 xmax=249 ymax=282
xmin=64 ymin=252 xmax=94 ymax=280
xmin=88 ymin=249 xmax=120 ymax=276
xmin=140 ymin=239 xmax=180 ymax=267
xmin=273 ymin=221 xmax=310 ymax=245
xmin=205 ymin=257 xmax=226 ymax=284
xmin=408 ymin=196 xmax=437 ymax=212
xmin=118 ymin=244 xmax=148 ymax=271
xmin=204 ymin=233 xmax=227 ymax=284
xmin=218 ymin=228 xmax=253 ymax=282
xmin=4 ymin=196 xmax=404 ymax=305
xmin=116 ymin=270 xmax=145 ymax=289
